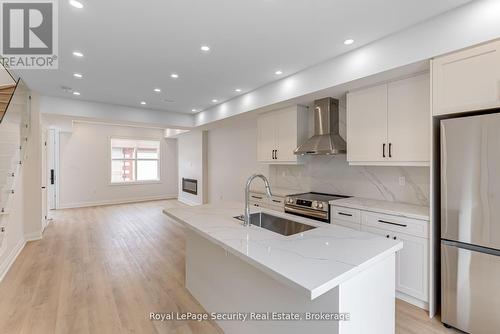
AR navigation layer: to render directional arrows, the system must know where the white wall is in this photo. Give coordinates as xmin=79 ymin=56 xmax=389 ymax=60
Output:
xmin=56 ymin=122 xmax=178 ymax=208
xmin=38 ymin=95 xmax=193 ymax=129
xmin=207 ymin=118 xmax=268 ymax=203
xmin=0 ymin=88 xmax=43 ymax=282
xmin=196 ymin=0 xmax=500 ymax=126
xmin=205 ymin=112 xmax=429 ymax=206
xmin=177 ymin=130 xmax=207 ymax=205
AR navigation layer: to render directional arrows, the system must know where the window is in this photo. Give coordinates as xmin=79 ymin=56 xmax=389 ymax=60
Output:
xmin=110 ymin=138 xmax=160 ymax=183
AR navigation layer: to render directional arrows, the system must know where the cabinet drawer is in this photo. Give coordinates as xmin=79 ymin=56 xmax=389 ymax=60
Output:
xmin=362 ymin=211 xmax=428 ymax=238
xmin=267 ymin=204 xmax=284 ymax=213
xmin=249 ymin=200 xmax=265 ymax=208
xmin=269 ymin=196 xmax=285 ymax=206
xmin=331 ymin=206 xmax=361 ymax=224
xmin=334 ymin=220 xmax=361 ymax=231
xmin=249 ymin=192 xmax=266 ymax=203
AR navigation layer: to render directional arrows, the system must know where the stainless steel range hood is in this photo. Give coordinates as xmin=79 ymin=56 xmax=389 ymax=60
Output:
xmin=294 ymin=97 xmax=346 ymax=155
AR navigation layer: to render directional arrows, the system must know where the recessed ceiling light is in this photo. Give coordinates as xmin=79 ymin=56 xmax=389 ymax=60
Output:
xmin=72 ymin=51 xmax=84 ymax=57
xmin=73 ymin=91 xmax=81 ymax=96
xmin=69 ymin=0 xmax=84 ymax=9
xmin=140 ymin=101 xmax=147 ymax=105
xmin=211 ymin=99 xmax=218 ymax=103
xmin=275 ymin=70 xmax=283 ymax=75
xmin=73 ymin=73 xmax=83 ymax=78
xmin=153 ymin=88 xmax=161 ymax=93
xmin=200 ymin=45 xmax=210 ymax=52
xmin=344 ymin=39 xmax=354 ymax=45
xmin=170 ymin=73 xmax=179 ymax=79
xmin=234 ymin=88 xmax=242 ymax=93
xmin=191 ymin=108 xmax=197 ymax=112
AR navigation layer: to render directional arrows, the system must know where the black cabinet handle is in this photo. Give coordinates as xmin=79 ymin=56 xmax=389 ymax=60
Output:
xmin=272 ymin=199 xmax=281 ymax=203
xmin=251 ymin=195 xmax=263 ymax=200
xmin=382 ymin=143 xmax=386 ymax=158
xmin=389 ymin=143 xmax=392 ymax=158
xmin=393 ymin=236 xmax=397 ymax=240
xmin=275 ymin=150 xmax=278 ymax=160
xmin=50 ymin=169 xmax=55 ymax=184
xmin=378 ymin=219 xmax=407 ymax=228
xmin=386 ymin=235 xmax=390 ymax=238
xmin=338 ymin=212 xmax=353 ymax=217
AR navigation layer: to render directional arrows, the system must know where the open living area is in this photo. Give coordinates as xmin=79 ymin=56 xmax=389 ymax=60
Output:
xmin=1 ymin=1 xmax=500 ymax=333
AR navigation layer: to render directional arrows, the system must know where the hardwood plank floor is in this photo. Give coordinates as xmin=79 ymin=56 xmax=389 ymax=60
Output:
xmin=0 ymin=200 xmax=458 ymax=334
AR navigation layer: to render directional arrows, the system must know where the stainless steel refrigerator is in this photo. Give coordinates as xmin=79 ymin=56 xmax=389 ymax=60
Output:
xmin=441 ymin=113 xmax=500 ymax=333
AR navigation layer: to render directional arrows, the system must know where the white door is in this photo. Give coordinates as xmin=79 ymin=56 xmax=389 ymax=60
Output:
xmin=387 ymin=73 xmax=430 ymax=163
xmin=47 ymin=129 xmax=56 ymax=210
xmin=275 ymin=107 xmax=297 ymax=162
xmin=432 ymin=40 xmax=500 ymax=116
xmin=347 ymin=84 xmax=388 ymax=162
xmin=41 ymin=130 xmax=48 ymax=230
xmin=257 ymin=112 xmax=276 ymax=162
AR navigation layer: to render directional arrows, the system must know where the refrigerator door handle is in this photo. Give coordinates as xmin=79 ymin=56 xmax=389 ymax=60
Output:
xmin=442 ymin=239 xmax=500 ymax=257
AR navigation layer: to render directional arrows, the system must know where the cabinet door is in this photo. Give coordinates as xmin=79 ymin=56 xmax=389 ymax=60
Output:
xmin=387 ymin=74 xmax=430 ymax=163
xmin=362 ymin=226 xmax=428 ymax=303
xmin=347 ymin=84 xmax=388 ymax=162
xmin=257 ymin=112 xmax=276 ymax=162
xmin=275 ymin=107 xmax=298 ymax=162
xmin=432 ymin=40 xmax=500 ymax=116
xmin=393 ymin=232 xmax=428 ymax=302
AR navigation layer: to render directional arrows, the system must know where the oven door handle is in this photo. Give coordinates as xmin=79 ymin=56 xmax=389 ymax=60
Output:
xmin=285 ymin=205 xmax=328 ymax=220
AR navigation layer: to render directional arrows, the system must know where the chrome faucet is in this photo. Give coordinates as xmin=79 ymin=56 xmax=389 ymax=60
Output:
xmin=244 ymin=174 xmax=272 ymax=226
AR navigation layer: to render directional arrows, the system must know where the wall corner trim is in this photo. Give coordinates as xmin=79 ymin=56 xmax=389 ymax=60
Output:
xmin=0 ymin=239 xmax=26 ymax=283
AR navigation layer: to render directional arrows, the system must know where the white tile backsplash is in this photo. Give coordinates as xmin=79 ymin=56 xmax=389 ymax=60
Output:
xmin=270 ymin=155 xmax=429 ymax=206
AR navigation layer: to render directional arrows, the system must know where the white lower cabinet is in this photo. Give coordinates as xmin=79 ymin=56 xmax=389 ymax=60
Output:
xmin=249 ymin=192 xmax=284 ymax=212
xmin=361 ymin=225 xmax=429 ymax=305
xmin=331 ymin=205 xmax=429 ymax=309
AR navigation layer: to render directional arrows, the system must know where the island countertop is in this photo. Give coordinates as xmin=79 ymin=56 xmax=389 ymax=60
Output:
xmin=163 ymin=202 xmax=402 ymax=300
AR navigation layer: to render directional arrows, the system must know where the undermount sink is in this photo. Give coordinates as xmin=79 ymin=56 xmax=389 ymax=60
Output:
xmin=234 ymin=212 xmax=317 ymax=236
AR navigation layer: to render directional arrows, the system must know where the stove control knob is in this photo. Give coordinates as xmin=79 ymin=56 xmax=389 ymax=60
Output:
xmin=318 ymin=202 xmax=324 ymax=209
xmin=312 ymin=201 xmax=319 ymax=208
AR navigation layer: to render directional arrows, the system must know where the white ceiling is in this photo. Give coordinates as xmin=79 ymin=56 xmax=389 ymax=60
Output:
xmin=18 ymin=0 xmax=471 ymax=114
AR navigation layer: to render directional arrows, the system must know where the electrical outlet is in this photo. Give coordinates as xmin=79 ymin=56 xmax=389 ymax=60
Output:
xmin=399 ymin=176 xmax=406 ymax=186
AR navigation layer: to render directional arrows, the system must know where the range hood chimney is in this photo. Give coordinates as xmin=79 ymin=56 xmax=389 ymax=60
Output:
xmin=294 ymin=97 xmax=346 ymax=156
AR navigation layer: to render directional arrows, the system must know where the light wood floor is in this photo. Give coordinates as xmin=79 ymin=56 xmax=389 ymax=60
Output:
xmin=0 ymin=200 xmax=458 ymax=334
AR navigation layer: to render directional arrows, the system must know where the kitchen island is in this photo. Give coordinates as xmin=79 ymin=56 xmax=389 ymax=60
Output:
xmin=163 ymin=202 xmax=402 ymax=334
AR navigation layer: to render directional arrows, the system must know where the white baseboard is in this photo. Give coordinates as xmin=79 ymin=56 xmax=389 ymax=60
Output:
xmin=177 ymin=197 xmax=202 ymax=206
xmin=396 ymin=291 xmax=429 ymax=310
xmin=24 ymin=231 xmax=42 ymax=242
xmin=0 ymin=238 xmax=25 ymax=283
xmin=58 ymin=194 xmax=178 ymax=209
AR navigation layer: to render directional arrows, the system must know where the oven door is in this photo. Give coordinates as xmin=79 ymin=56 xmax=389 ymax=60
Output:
xmin=284 ymin=205 xmax=329 ymax=223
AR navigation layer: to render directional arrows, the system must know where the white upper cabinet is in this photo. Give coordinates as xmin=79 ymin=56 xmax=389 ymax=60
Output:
xmin=346 ymin=84 xmax=388 ymax=163
xmin=347 ymin=73 xmax=430 ymax=166
xmin=387 ymin=73 xmax=430 ymax=163
xmin=432 ymin=39 xmax=500 ymax=116
xmin=257 ymin=105 xmax=308 ymax=164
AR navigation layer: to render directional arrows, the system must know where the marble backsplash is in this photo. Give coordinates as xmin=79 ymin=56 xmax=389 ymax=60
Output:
xmin=269 ymin=155 xmax=430 ymax=206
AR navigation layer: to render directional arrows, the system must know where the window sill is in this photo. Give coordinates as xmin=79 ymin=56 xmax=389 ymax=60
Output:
xmin=109 ymin=180 xmax=162 ymax=186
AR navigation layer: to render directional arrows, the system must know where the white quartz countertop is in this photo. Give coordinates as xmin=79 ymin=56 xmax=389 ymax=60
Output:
xmin=163 ymin=202 xmax=402 ymax=300
xmin=330 ymin=197 xmax=430 ymax=221
xmin=249 ymin=185 xmax=303 ymax=197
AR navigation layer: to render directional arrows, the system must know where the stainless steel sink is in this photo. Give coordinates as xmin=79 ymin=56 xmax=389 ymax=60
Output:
xmin=234 ymin=212 xmax=317 ymax=236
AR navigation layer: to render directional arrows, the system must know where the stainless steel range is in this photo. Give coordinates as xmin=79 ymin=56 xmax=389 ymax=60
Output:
xmin=285 ymin=192 xmax=349 ymax=223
